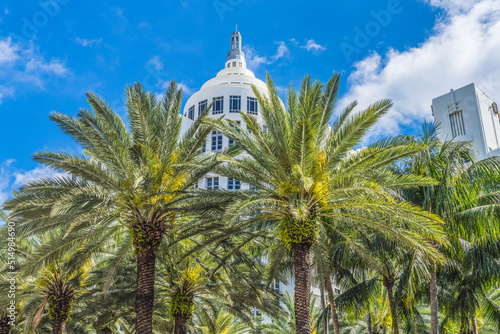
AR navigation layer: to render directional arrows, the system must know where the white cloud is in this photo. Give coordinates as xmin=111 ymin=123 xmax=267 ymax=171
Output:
xmin=0 ymin=38 xmax=69 ymax=102
xmin=301 ymin=39 xmax=327 ymax=53
xmin=289 ymin=38 xmax=327 ymax=54
xmin=25 ymin=58 xmax=68 ymax=76
xmin=74 ymin=37 xmax=103 ymax=47
xmin=0 ymin=159 xmax=67 ymax=206
xmin=178 ymin=82 xmax=194 ymax=96
xmin=338 ymin=0 xmax=500 ymax=141
xmin=0 ymin=86 xmax=14 ymax=103
xmin=0 ymin=38 xmax=18 ymax=64
xmin=146 ymin=56 xmax=163 ymax=71
xmin=423 ymin=0 xmax=479 ymax=13
xmin=243 ymin=41 xmax=289 ymax=71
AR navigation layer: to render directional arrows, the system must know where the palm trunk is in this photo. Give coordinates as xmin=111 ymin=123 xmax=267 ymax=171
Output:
xmin=52 ymin=320 xmax=66 ymax=334
xmin=429 ymin=259 xmax=439 ymax=334
xmin=0 ymin=315 xmax=11 ymax=334
xmin=383 ymin=278 xmax=399 ymax=334
xmin=366 ymin=312 xmax=373 ymax=334
xmin=324 ymin=276 xmax=341 ymax=334
xmin=174 ymin=315 xmax=187 ymax=334
xmin=135 ymin=247 xmax=157 ymax=334
xmin=470 ymin=313 xmax=478 ymax=334
xmin=320 ymin=285 xmax=329 ymax=334
xmin=292 ymin=242 xmax=312 ymax=334
xmin=361 ymin=271 xmax=373 ymax=334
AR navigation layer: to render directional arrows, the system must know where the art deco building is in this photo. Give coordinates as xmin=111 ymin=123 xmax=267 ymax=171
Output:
xmin=432 ymin=83 xmax=500 ymax=160
xmin=179 ymin=29 xmax=341 ymax=316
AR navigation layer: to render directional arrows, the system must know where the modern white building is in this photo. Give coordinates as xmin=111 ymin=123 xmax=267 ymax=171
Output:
xmin=432 ymin=83 xmax=500 ymax=160
xmin=180 ymin=29 xmax=340 ymax=317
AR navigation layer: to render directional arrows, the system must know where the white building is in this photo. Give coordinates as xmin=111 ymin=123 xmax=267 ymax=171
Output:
xmin=432 ymin=83 xmax=500 ymax=160
xmin=180 ymin=29 xmax=340 ymax=317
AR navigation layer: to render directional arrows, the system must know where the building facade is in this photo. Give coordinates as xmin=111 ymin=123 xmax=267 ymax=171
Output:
xmin=180 ymin=29 xmax=341 ymax=317
xmin=432 ymin=83 xmax=500 ymax=160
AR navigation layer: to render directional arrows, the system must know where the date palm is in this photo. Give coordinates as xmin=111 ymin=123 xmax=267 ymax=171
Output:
xmin=203 ymin=74 xmax=445 ymax=334
xmin=4 ymin=82 xmax=215 ymax=333
xmin=401 ymin=122 xmax=500 ymax=334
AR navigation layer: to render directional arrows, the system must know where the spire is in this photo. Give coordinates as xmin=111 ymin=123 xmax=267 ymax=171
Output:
xmin=227 ymin=28 xmax=245 ymax=63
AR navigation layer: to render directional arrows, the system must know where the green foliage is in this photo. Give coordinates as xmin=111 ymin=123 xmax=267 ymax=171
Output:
xmin=279 ymin=216 xmax=318 ymax=248
xmin=170 ymin=292 xmax=195 ymax=318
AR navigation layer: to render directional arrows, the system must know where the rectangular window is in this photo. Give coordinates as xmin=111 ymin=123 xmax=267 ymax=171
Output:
xmin=213 ymin=97 xmax=224 ymax=114
xmin=200 ymin=140 xmax=206 ymax=153
xmin=227 ymin=178 xmax=241 ymax=190
xmin=198 ymin=100 xmax=207 ymax=117
xmin=230 ymin=95 xmax=241 ymax=113
xmin=247 ymin=97 xmax=258 ymax=115
xmin=206 ymin=177 xmax=219 ymax=190
xmin=249 ymin=184 xmax=257 ymax=191
xmin=211 ymin=130 xmax=223 ymax=152
xmin=449 ymin=110 xmax=466 ymax=137
xmin=187 ymin=106 xmax=194 ymax=120
xmin=228 ymin=120 xmax=241 ymax=146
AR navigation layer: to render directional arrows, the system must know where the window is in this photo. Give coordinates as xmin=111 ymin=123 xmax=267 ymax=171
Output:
xmin=192 ymin=181 xmax=199 ymax=190
xmin=228 ymin=178 xmax=241 ymax=190
xmin=211 ymin=130 xmax=223 ymax=152
xmin=206 ymin=177 xmax=219 ymax=189
xmin=228 ymin=121 xmax=241 ymax=146
xmin=213 ymin=97 xmax=224 ymax=114
xmin=335 ymin=288 xmax=341 ymax=294
xmin=187 ymin=106 xmax=194 ymax=120
xmin=449 ymin=110 xmax=466 ymax=137
xmin=249 ymin=184 xmax=257 ymax=191
xmin=247 ymin=97 xmax=258 ymax=115
xmin=200 ymin=140 xmax=206 ymax=153
xmin=230 ymin=95 xmax=241 ymax=113
xmin=273 ymin=280 xmax=280 ymax=291
xmin=254 ymin=309 xmax=262 ymax=318
xmin=198 ymin=100 xmax=207 ymax=117
xmin=233 ymin=62 xmax=236 ymax=67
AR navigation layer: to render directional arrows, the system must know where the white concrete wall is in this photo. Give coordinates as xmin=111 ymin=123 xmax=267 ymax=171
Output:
xmin=432 ymin=83 xmax=500 ymax=160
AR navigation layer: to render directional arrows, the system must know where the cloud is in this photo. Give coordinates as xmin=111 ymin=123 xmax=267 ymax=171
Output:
xmin=0 ymin=86 xmax=14 ymax=103
xmin=338 ymin=0 xmax=500 ymax=141
xmin=243 ymin=41 xmax=289 ymax=71
xmin=289 ymin=38 xmax=327 ymax=54
xmin=0 ymin=37 xmax=69 ymax=102
xmin=25 ymin=58 xmax=68 ymax=76
xmin=146 ymin=56 xmax=163 ymax=71
xmin=0 ymin=159 xmax=67 ymax=206
xmin=74 ymin=37 xmax=103 ymax=47
xmin=0 ymin=38 xmax=19 ymax=64
xmin=301 ymin=39 xmax=327 ymax=53
xmin=423 ymin=0 xmax=479 ymax=13
xmin=178 ymin=82 xmax=194 ymax=96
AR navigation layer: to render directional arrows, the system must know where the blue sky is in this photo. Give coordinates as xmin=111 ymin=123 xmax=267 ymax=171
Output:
xmin=1 ymin=0 xmax=499 ymax=204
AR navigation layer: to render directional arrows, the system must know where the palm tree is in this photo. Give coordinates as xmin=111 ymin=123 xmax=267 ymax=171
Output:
xmin=202 ymin=74 xmax=445 ymax=334
xmin=156 ymin=232 xmax=283 ymax=334
xmin=191 ymin=307 xmax=250 ymax=334
xmin=436 ymin=239 xmax=500 ymax=333
xmin=256 ymin=291 xmax=323 ymax=334
xmin=335 ymin=232 xmax=434 ymax=334
xmin=401 ymin=122 xmax=500 ymax=334
xmin=0 ymin=314 xmax=11 ymax=334
xmin=17 ymin=263 xmax=85 ymax=334
xmin=3 ymin=82 xmax=216 ymax=333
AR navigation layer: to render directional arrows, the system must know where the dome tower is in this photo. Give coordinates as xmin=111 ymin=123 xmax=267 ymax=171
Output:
xmin=182 ymin=29 xmax=270 ymax=190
